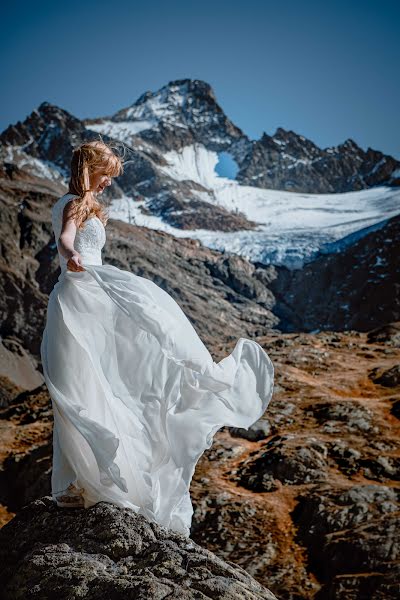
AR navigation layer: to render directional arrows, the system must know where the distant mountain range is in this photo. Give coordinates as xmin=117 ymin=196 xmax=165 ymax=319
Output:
xmin=1 ymin=78 xmax=399 ymax=269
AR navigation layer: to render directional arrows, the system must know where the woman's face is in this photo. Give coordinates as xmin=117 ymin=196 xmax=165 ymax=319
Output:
xmin=90 ymin=169 xmax=112 ymax=194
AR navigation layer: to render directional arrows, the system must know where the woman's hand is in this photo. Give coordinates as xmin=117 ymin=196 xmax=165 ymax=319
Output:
xmin=67 ymin=251 xmax=85 ymax=272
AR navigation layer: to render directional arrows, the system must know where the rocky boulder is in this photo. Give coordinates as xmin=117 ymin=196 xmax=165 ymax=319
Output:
xmin=0 ymin=497 xmax=278 ymax=600
xmin=291 ymin=484 xmax=400 ymax=599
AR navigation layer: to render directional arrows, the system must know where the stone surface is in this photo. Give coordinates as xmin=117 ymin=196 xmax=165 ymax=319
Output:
xmin=0 ymin=497 xmax=278 ymax=600
xmin=292 ymin=484 xmax=400 ymax=600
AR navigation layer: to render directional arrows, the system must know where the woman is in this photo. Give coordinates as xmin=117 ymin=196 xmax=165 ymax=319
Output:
xmin=40 ymin=139 xmax=275 ymax=538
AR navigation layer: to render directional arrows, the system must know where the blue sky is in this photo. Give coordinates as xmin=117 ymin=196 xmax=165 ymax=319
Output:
xmin=1 ymin=0 xmax=399 ymax=158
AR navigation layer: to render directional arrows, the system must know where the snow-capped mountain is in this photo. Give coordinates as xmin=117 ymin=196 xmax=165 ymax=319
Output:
xmin=237 ymin=129 xmax=400 ymax=193
xmin=85 ymin=79 xmax=245 ymax=153
xmin=1 ymin=78 xmax=399 ymax=270
xmin=85 ymin=78 xmax=400 ymax=192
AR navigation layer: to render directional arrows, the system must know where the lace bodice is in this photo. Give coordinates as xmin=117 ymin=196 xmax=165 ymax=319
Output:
xmin=52 ymin=194 xmax=106 ymax=272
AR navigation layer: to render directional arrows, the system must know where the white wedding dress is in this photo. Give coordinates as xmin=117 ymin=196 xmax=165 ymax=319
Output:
xmin=40 ymin=193 xmax=275 ymax=537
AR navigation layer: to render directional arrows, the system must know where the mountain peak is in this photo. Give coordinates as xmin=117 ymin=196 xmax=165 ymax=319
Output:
xmin=37 ymin=101 xmax=57 ymax=111
xmin=112 ymin=78 xmax=220 ymax=124
xmin=106 ymin=78 xmax=244 ymax=148
xmin=337 ymin=138 xmax=363 ymax=153
xmin=135 ymin=79 xmax=217 ymax=107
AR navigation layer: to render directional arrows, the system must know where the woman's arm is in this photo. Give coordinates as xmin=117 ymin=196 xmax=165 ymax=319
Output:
xmin=58 ymin=201 xmax=85 ymax=272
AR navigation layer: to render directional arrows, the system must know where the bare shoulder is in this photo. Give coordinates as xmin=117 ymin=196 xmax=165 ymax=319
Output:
xmin=62 ymin=198 xmax=79 ymax=227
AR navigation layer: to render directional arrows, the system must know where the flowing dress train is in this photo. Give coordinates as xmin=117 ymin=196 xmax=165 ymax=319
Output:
xmin=40 ymin=193 xmax=275 ymax=537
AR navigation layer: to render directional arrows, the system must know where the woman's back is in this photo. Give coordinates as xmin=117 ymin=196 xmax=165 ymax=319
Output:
xmin=52 ymin=194 xmax=106 ymax=272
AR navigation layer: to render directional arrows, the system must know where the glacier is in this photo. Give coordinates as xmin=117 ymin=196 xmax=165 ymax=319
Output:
xmin=108 ymin=143 xmax=400 ymax=269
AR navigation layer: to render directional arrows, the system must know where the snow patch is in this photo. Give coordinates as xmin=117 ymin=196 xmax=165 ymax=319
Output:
xmin=5 ymin=146 xmax=67 ymax=181
xmin=87 ymin=120 xmax=154 ymax=141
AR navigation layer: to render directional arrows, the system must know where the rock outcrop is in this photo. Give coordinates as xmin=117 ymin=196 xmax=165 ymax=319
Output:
xmin=292 ymin=483 xmax=400 ymax=600
xmin=0 ymin=497 xmax=278 ymax=599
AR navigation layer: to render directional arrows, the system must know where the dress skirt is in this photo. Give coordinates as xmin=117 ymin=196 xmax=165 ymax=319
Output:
xmin=40 ymin=263 xmax=274 ymax=537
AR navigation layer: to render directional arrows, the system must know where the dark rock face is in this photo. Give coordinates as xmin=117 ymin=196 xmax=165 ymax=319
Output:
xmin=0 ymin=102 xmax=110 ymax=186
xmin=237 ymin=435 xmax=329 ymax=492
xmin=0 ymin=497 xmax=278 ymax=600
xmin=291 ymin=484 xmax=400 ymax=600
xmin=369 ymin=364 xmax=400 ymax=387
xmin=366 ymin=322 xmax=400 ymax=346
xmin=269 ymin=213 xmax=400 ymax=332
xmin=145 ymin=190 xmax=258 ymax=232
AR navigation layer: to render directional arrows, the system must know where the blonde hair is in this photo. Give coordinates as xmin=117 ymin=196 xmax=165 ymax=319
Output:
xmin=66 ymin=137 xmax=125 ymax=230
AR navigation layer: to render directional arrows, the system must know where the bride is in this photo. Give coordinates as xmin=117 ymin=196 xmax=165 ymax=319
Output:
xmin=40 ymin=139 xmax=275 ymax=538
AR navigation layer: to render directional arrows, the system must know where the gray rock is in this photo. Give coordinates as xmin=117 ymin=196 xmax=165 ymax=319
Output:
xmin=229 ymin=418 xmax=272 ymax=442
xmin=369 ymin=364 xmax=400 ymax=387
xmin=311 ymin=401 xmax=373 ymax=432
xmin=237 ymin=435 xmax=329 ymax=491
xmin=291 ymin=484 xmax=400 ymax=599
xmin=0 ymin=497 xmax=278 ymax=600
xmin=366 ymin=322 xmax=400 ymax=347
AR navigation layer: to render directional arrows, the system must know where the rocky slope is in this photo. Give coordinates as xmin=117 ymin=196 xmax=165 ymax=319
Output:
xmin=190 ymin=324 xmax=400 ymax=599
xmin=237 ymin=130 xmax=400 ymax=193
xmin=1 ymin=325 xmax=399 ymax=599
